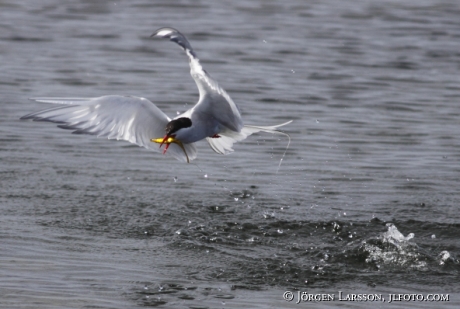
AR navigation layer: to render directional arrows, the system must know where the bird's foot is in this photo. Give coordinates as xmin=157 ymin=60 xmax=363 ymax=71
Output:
xmin=211 ymin=134 xmax=221 ymax=138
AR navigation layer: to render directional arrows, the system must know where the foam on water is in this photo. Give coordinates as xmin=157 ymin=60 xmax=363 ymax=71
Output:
xmin=359 ymin=223 xmax=426 ymax=270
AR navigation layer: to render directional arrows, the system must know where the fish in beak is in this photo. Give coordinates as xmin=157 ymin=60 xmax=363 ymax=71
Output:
xmin=151 ymin=135 xmax=190 ymax=163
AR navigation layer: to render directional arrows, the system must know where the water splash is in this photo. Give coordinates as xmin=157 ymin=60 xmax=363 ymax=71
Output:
xmin=358 ymin=223 xmax=427 ymax=270
xmin=382 ymin=223 xmax=414 ymax=245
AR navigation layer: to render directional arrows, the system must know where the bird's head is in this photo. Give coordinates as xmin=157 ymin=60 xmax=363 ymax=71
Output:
xmin=164 ymin=117 xmax=192 ymax=136
xmin=151 ymin=117 xmax=192 ymax=163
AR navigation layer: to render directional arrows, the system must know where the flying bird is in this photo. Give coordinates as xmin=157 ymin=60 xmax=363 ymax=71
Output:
xmin=21 ymin=27 xmax=292 ymax=163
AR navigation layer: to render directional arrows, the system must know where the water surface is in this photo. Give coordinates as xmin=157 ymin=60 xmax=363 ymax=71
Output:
xmin=1 ymin=0 xmax=459 ymax=308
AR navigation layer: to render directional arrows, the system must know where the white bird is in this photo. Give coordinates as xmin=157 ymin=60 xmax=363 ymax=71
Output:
xmin=21 ymin=27 xmax=292 ymax=163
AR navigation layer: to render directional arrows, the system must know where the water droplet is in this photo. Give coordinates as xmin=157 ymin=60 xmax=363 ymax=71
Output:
xmin=222 ymin=301 xmax=226 ymax=305
xmin=277 ymin=229 xmax=283 ymax=234
xmin=144 ymin=285 xmax=148 ymax=290
xmin=291 ymin=69 xmax=295 ymax=73
xmin=173 ymin=176 xmax=178 ymax=182
xmin=315 ymin=119 xmax=319 ymax=123
xmin=438 ymin=250 xmax=450 ymax=265
xmin=234 ymin=197 xmax=239 ymax=201
xmin=204 ymin=174 xmax=208 ymax=178
xmin=431 ymin=234 xmax=436 ymax=239
xmin=263 ymin=39 xmax=267 ymax=43
xmin=176 ymin=111 xmax=180 ymax=115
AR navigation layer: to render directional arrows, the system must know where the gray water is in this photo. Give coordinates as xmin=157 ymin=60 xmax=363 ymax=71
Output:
xmin=1 ymin=0 xmax=460 ymax=308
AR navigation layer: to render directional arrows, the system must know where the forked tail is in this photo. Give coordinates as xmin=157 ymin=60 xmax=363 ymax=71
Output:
xmin=206 ymin=120 xmax=292 ymax=172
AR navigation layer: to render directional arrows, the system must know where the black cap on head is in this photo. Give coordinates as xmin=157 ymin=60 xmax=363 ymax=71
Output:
xmin=165 ymin=117 xmax=192 ymax=136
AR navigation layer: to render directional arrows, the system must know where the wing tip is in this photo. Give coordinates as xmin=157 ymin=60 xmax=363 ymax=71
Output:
xmin=19 ymin=114 xmax=31 ymax=120
xmin=151 ymin=27 xmax=179 ymax=38
xmin=151 ymin=27 xmax=197 ymax=59
xmin=28 ymin=97 xmax=95 ymax=104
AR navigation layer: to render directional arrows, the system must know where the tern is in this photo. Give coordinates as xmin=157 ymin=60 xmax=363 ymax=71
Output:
xmin=21 ymin=27 xmax=292 ymax=163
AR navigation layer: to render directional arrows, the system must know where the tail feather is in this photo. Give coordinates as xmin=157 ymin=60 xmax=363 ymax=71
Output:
xmin=206 ymin=120 xmax=292 ymax=155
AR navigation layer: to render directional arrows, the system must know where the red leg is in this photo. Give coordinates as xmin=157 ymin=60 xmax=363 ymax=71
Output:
xmin=211 ymin=134 xmax=221 ymax=138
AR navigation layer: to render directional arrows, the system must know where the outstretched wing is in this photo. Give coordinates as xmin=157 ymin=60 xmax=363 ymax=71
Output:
xmin=151 ymin=27 xmax=243 ymax=133
xmin=20 ymin=95 xmax=197 ymax=162
xmin=206 ymin=121 xmax=292 ymax=155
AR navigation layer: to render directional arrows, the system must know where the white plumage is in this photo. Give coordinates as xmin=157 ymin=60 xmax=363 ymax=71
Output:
xmin=21 ymin=27 xmax=291 ymax=163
